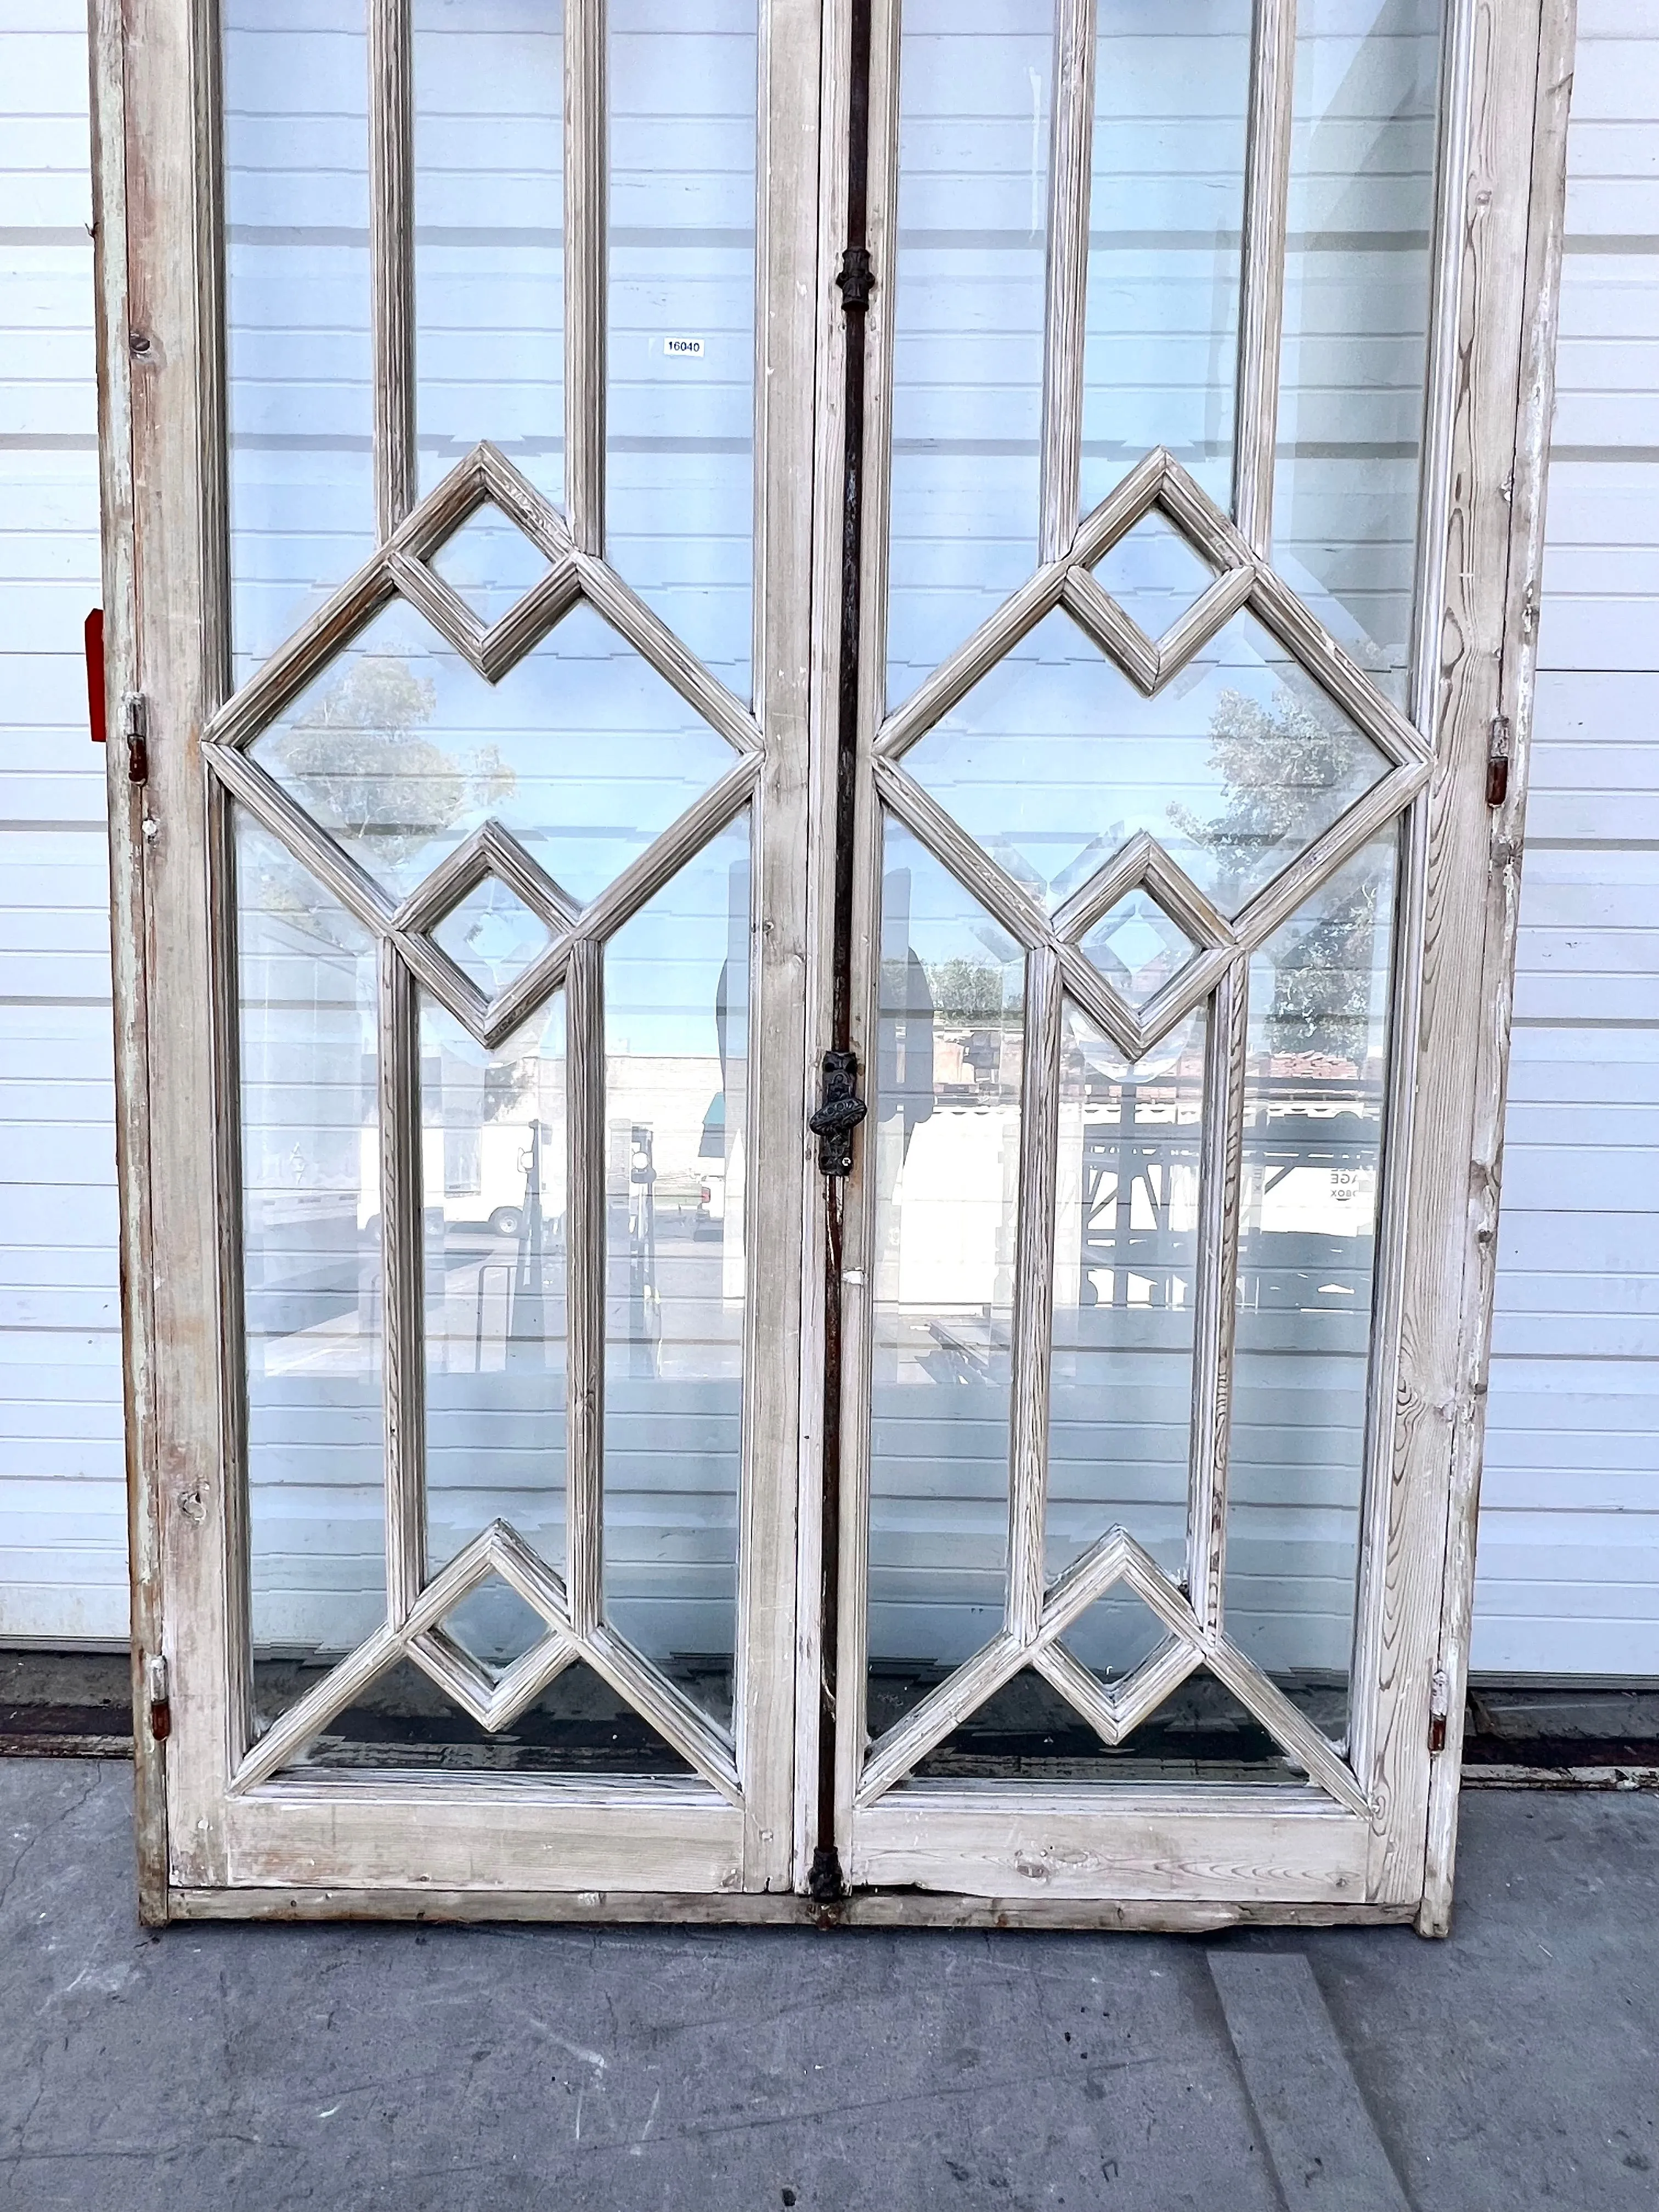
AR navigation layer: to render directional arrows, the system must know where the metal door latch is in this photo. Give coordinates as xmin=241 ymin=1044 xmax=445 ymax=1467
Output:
xmin=146 ymin=1652 xmax=171 ymax=1743
xmin=1427 ymin=1664 xmax=1450 ymax=1754
xmin=836 ymin=245 xmax=874 ymax=313
xmin=124 ymin=693 xmax=150 ymax=786
xmin=809 ymin=1049 xmax=867 ymax=1176
xmin=1486 ymin=714 xmax=1511 ymax=808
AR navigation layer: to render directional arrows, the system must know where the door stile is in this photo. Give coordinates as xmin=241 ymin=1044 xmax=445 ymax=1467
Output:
xmin=1186 ymin=959 xmax=1249 ymax=1639
xmin=1232 ymin=0 xmax=1295 ymax=551
xmin=1419 ymin=0 xmax=1577 ymax=1933
xmin=366 ymin=0 xmax=415 ymax=539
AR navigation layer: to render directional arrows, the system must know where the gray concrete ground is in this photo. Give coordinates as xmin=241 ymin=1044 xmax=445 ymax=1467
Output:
xmin=0 ymin=1761 xmax=1654 ymax=2211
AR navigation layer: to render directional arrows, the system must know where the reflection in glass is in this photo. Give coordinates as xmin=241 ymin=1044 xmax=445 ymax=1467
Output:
xmin=1081 ymin=0 xmax=1252 ymax=517
xmin=1047 ymin=1003 xmax=1205 ymax=1630
xmin=904 ymin=603 xmax=1387 ymax=918
xmin=608 ymin=0 xmax=758 ymax=695
xmin=886 ymin=0 xmax=1053 ymax=709
xmin=414 ymin=0 xmax=566 ymax=504
xmin=237 ymin=813 xmax=383 ymax=1662
xmin=1092 ymin=511 xmax=1217 ymax=644
xmin=422 ymin=990 xmax=567 ymax=1577
xmin=1227 ymin=830 xmax=1398 ymax=1725
xmin=250 ymin=596 xmax=736 ymax=907
xmin=1079 ymin=889 xmax=1197 ymax=1009
xmin=1274 ymin=0 xmax=1444 ymax=702
xmin=223 ymin=3 xmax=375 ymax=677
xmin=431 ymin=877 xmax=554 ymax=998
xmin=602 ymin=817 xmax=750 ymax=1728
xmin=866 ymin=820 xmax=1023 ymax=1723
xmin=428 ymin=503 xmax=556 ymax=628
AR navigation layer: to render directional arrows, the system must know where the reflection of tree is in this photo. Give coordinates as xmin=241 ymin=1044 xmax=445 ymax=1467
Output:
xmin=267 ymin=655 xmax=514 ymax=872
xmin=1171 ymin=686 xmax=1382 ymax=1066
xmin=922 ymin=956 xmax=1015 ymax=1025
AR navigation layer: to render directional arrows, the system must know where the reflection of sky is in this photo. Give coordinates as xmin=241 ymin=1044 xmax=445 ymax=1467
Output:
xmin=606 ymin=816 xmax=750 ymax=1061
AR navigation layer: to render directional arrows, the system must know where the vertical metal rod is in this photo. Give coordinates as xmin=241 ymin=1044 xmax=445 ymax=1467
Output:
xmin=810 ymin=0 xmax=876 ymax=1908
xmin=368 ymin=0 xmax=417 ymax=539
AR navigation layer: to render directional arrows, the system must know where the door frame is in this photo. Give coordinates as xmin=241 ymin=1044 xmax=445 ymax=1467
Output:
xmin=93 ymin=0 xmax=1574 ymax=1927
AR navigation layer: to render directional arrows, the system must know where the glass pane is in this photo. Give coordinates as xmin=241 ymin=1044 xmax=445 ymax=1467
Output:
xmin=1091 ymin=511 xmax=1217 ymax=643
xmin=237 ymin=812 xmax=383 ymax=1664
xmin=249 ymin=595 xmax=737 ymax=907
xmin=608 ymin=0 xmax=758 ymax=695
xmin=413 ymin=0 xmax=565 ymax=503
xmin=422 ymin=990 xmax=567 ymax=1578
xmin=223 ymin=2 xmax=375 ymax=679
xmin=266 ymin=1655 xmax=696 ymax=1774
xmin=603 ymin=816 xmax=750 ymax=1730
xmin=430 ymin=876 xmax=554 ymax=998
xmin=866 ymin=819 xmax=1023 ymax=1727
xmin=1227 ymin=829 xmax=1398 ymax=1729
xmin=885 ymin=0 xmax=1053 ymax=710
xmin=1079 ymin=888 xmax=1198 ymax=1009
xmin=1047 ymin=1002 xmax=1205 ymax=1588
xmin=1274 ymin=0 xmax=1444 ymax=703
xmin=1081 ymin=0 xmax=1252 ymax=517
xmin=903 ymin=603 xmax=1389 ymax=918
xmin=427 ymin=501 xmax=558 ymax=626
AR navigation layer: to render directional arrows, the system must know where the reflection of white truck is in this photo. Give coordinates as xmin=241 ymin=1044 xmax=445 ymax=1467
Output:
xmin=357 ymin=1121 xmax=565 ymax=1242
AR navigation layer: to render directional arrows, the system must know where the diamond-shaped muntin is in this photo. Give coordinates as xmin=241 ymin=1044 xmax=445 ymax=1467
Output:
xmin=406 ymin=1521 xmax=577 ymax=1735
xmin=875 ymin=447 xmax=1431 ymax=1065
xmin=202 ymin=443 xmax=762 ymax=1054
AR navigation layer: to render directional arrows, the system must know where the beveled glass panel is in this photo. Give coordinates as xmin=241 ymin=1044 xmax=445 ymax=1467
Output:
xmin=1091 ymin=511 xmax=1217 ymax=644
xmin=250 ymin=596 xmax=736 ymax=907
xmin=422 ymin=990 xmax=566 ymax=1577
xmin=866 ymin=819 xmax=1023 ymax=1719
xmin=431 ymin=876 xmax=554 ymax=997
xmin=427 ymin=503 xmax=556 ymax=627
xmin=1080 ymin=0 xmax=1252 ymax=516
xmin=1226 ymin=830 xmax=1398 ymax=1725
xmin=1274 ymin=0 xmax=1444 ymax=703
xmin=267 ymin=1655 xmax=696 ymax=1774
xmin=438 ymin=1576 xmax=551 ymax=1672
xmin=607 ymin=0 xmax=758 ymax=695
xmin=602 ymin=816 xmax=750 ymax=1729
xmin=414 ymin=0 xmax=566 ymax=503
xmin=1078 ymin=889 xmax=1197 ymax=1009
xmin=1047 ymin=1002 xmax=1204 ymax=1587
xmin=903 ymin=604 xmax=1389 ymax=917
xmin=236 ymin=812 xmax=383 ymax=1664
xmin=885 ymin=0 xmax=1054 ymax=711
xmin=223 ymin=2 xmax=375 ymax=678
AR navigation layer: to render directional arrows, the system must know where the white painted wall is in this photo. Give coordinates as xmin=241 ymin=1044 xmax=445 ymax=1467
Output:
xmin=1474 ymin=0 xmax=1659 ymax=1679
xmin=0 ymin=0 xmax=128 ymax=1644
xmin=2 ymin=0 xmax=1657 ymax=1677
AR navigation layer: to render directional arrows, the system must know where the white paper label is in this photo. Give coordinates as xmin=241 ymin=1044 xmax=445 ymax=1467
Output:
xmin=663 ymin=335 xmax=706 ymax=358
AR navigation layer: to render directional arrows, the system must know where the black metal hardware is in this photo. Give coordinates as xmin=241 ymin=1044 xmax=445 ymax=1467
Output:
xmin=124 ymin=693 xmax=149 ymax=786
xmin=1487 ymin=714 xmax=1512 ymax=808
xmin=809 ymin=0 xmax=876 ymax=1914
xmin=809 ymin=1048 xmax=867 ymax=1177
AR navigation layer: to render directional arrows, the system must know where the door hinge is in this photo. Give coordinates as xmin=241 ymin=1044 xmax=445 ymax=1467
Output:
xmin=1486 ymin=714 xmax=1511 ymax=808
xmin=809 ymin=1048 xmax=868 ymax=1176
xmin=145 ymin=1652 xmax=171 ymax=1743
xmin=1428 ymin=1665 xmax=1451 ymax=1755
xmin=123 ymin=692 xmax=150 ymax=786
xmin=836 ymin=245 xmax=874 ymax=314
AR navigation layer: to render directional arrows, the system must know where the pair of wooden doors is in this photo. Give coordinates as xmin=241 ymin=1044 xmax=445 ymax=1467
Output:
xmin=97 ymin=0 xmax=1570 ymax=1926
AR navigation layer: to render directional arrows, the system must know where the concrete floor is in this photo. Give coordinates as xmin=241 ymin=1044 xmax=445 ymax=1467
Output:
xmin=0 ymin=1763 xmax=1654 ymax=2210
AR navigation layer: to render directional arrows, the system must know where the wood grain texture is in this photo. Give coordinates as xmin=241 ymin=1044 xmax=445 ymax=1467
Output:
xmin=1008 ymin=945 xmax=1062 ymax=1642
xmin=1037 ymin=0 xmax=1097 ymax=564
xmin=1419 ymin=0 xmax=1576 ymax=1938
xmin=368 ymin=0 xmax=416 ymax=538
xmin=563 ymin=934 xmax=604 ymax=1641
xmin=565 ymin=0 xmax=607 ymax=555
xmin=1232 ymin=0 xmax=1295 ymax=550
xmin=1186 ymin=958 xmax=1249 ymax=1635
xmin=377 ymin=943 xmax=425 ymax=1625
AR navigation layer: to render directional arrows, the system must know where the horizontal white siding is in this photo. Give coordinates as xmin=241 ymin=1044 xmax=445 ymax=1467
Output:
xmin=0 ymin=0 xmax=127 ymax=1644
xmin=1476 ymin=0 xmax=1659 ymax=1677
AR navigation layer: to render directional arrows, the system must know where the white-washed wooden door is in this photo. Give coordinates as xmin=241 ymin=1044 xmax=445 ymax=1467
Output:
xmin=105 ymin=0 xmax=821 ymax=1910
xmin=814 ymin=0 xmax=1568 ymax=1921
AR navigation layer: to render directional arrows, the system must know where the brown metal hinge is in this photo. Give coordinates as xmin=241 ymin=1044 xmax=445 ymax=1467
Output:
xmin=145 ymin=1652 xmax=171 ymax=1742
xmin=123 ymin=692 xmax=149 ymax=785
xmin=1428 ymin=1664 xmax=1451 ymax=1755
xmin=1486 ymin=715 xmax=1511 ymax=808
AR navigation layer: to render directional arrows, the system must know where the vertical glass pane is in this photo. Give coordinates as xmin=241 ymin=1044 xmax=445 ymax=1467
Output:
xmin=603 ymin=816 xmax=750 ymax=1728
xmin=885 ymin=0 xmax=1054 ymax=710
xmin=1227 ymin=830 xmax=1398 ymax=1725
xmin=1048 ymin=1002 xmax=1205 ymax=1665
xmin=607 ymin=1 xmax=758 ymax=695
xmin=413 ymin=0 xmax=566 ymax=504
xmin=1081 ymin=0 xmax=1252 ymax=517
xmin=1274 ymin=0 xmax=1444 ymax=703
xmin=866 ymin=820 xmax=1023 ymax=1734
xmin=422 ymin=990 xmax=567 ymax=1577
xmin=223 ymin=2 xmax=375 ymax=678
xmin=238 ymin=813 xmax=383 ymax=1663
